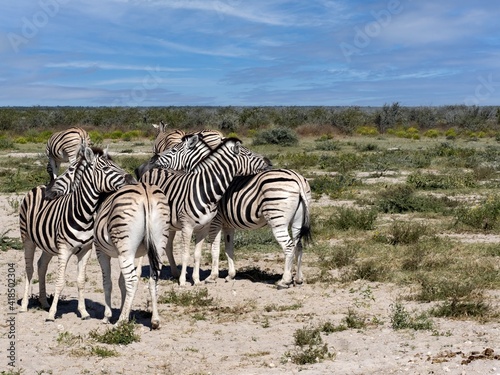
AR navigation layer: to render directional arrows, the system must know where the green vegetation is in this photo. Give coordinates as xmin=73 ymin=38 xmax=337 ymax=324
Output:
xmin=283 ymin=325 xmax=334 ymax=365
xmin=88 ymin=320 xmax=140 ymax=345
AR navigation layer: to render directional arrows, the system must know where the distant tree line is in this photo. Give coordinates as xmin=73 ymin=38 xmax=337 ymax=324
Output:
xmin=0 ymin=103 xmax=499 ymax=136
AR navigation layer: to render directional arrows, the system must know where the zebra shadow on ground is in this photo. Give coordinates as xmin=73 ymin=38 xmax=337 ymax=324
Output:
xmin=140 ymin=264 xmax=283 ymax=285
xmin=16 ymin=295 xmax=152 ymax=327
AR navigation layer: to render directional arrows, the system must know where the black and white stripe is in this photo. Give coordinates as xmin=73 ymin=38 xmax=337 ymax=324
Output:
xmin=151 ymin=121 xmax=224 ymax=154
xmin=140 ymin=136 xmax=271 ymax=286
xmin=135 ymin=123 xmax=224 ymax=178
xmin=154 ymin=134 xmax=312 ymax=288
xmin=45 ymin=127 xmax=91 ymax=181
xmin=19 ymin=144 xmax=135 ymax=321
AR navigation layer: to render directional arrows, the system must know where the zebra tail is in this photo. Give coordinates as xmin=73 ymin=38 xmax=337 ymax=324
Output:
xmin=144 ymin=201 xmax=162 ymax=282
xmin=297 ymin=182 xmax=313 ymax=247
xmin=299 ymin=199 xmax=313 ymax=247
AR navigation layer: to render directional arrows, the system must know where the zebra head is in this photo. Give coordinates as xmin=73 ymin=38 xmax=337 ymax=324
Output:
xmin=45 ymin=144 xmax=135 ymax=200
xmin=154 ymin=133 xmax=212 ymax=172
xmin=217 ymin=138 xmax=272 ymax=176
xmin=88 ymin=146 xmax=136 ymax=193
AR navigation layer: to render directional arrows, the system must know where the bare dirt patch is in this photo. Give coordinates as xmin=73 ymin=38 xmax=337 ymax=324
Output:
xmin=1 ymin=193 xmax=500 ymax=375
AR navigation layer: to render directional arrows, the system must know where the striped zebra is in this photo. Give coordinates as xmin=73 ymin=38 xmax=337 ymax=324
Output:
xmin=45 ymin=127 xmax=91 ymax=181
xmin=154 ymin=135 xmax=312 ymax=288
xmin=135 ymin=124 xmax=224 ymax=178
xmin=19 ymin=144 xmax=135 ymax=321
xmin=208 ymin=170 xmax=312 ymax=288
xmin=140 ymin=136 xmax=272 ymax=286
xmin=42 ymin=157 xmax=172 ymax=327
xmin=93 ymin=182 xmax=171 ymax=328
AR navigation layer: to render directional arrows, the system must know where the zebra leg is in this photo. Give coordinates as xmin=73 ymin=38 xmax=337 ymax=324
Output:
xmin=206 ymin=219 xmax=222 ymax=283
xmin=148 ymin=274 xmax=160 ymax=329
xmin=291 ymin=202 xmax=307 ymax=285
xmin=179 ymin=227 xmax=195 ymax=287
xmin=166 ymin=230 xmax=180 ymax=279
xmin=117 ymin=254 xmax=139 ymax=324
xmin=47 ymin=250 xmax=72 ymax=321
xmin=294 ymin=241 xmax=304 ymax=285
xmin=223 ymin=228 xmax=237 ymax=282
xmin=96 ymin=249 xmax=113 ymax=324
xmin=76 ymin=248 xmax=92 ymax=320
xmin=193 ymin=228 xmax=209 ymax=285
xmin=37 ymin=252 xmax=52 ymax=309
xmin=269 ymin=225 xmax=295 ymax=289
xmin=20 ymin=240 xmax=36 ymax=312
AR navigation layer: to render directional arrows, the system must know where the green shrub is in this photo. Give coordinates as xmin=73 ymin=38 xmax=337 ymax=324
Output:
xmin=356 ymin=126 xmax=379 ymax=136
xmin=327 ymin=206 xmax=377 ymax=231
xmin=284 ymin=326 xmax=333 ymax=365
xmin=88 ymin=130 xmax=104 ymax=145
xmin=423 ymin=129 xmax=440 ymax=138
xmin=387 ymin=221 xmax=429 ymax=245
xmin=309 ymin=174 xmax=359 ymax=199
xmin=390 ymin=302 xmax=433 ymax=330
xmin=89 ymin=320 xmax=140 ymax=345
xmin=454 ymin=195 xmax=500 ymax=230
xmin=252 ymin=127 xmax=298 ymax=146
xmin=314 ymin=140 xmax=340 ymax=151
xmin=319 ymin=153 xmax=362 ymax=173
xmin=107 ymin=130 xmax=123 ymax=140
xmin=158 ymin=287 xmax=214 ymax=307
xmin=0 ymin=137 xmax=14 ymax=149
xmin=407 ymin=171 xmax=476 ymax=190
xmin=14 ymin=136 xmax=27 ymax=144
xmin=271 ymin=152 xmax=319 ymax=169
xmin=376 ymin=185 xmax=417 ymax=213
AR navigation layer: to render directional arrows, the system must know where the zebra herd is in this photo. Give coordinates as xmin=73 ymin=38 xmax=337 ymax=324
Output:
xmin=18 ymin=125 xmax=312 ymax=327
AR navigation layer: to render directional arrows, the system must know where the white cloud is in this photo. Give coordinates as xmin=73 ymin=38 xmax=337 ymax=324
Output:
xmin=45 ymin=61 xmax=189 ymax=72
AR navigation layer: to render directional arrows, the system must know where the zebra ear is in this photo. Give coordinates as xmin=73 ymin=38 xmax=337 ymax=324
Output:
xmin=83 ymin=145 xmax=95 ymax=163
xmin=186 ymin=134 xmax=199 ymax=149
xmin=103 ymin=145 xmax=109 ymax=158
xmin=159 ymin=120 xmax=167 ymax=133
xmin=232 ymin=141 xmax=241 ymax=155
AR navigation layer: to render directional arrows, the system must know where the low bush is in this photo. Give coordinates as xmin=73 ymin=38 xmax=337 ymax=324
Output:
xmin=252 ymin=127 xmax=298 ymax=146
xmin=327 ymin=206 xmax=377 ymax=231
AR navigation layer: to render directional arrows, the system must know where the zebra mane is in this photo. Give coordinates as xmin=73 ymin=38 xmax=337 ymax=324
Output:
xmin=189 ymin=137 xmax=243 ymax=172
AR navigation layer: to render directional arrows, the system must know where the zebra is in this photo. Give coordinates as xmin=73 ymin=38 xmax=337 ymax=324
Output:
xmin=135 ymin=124 xmax=225 ymax=178
xmin=42 ymin=156 xmax=171 ymax=327
xmin=140 ymin=136 xmax=272 ymax=286
xmin=19 ymin=143 xmax=135 ymax=321
xmin=93 ymin=182 xmax=171 ymax=328
xmin=153 ymin=135 xmax=312 ymax=288
xmin=45 ymin=127 xmax=91 ymax=181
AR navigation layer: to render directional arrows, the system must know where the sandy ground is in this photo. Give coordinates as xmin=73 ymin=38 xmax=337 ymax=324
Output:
xmin=1 ymin=191 xmax=500 ymax=375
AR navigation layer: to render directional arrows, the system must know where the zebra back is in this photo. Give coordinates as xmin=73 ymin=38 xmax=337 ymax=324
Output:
xmin=45 ymin=127 xmax=91 ymax=179
xmin=153 ymin=126 xmax=224 ymax=155
xmin=140 ymin=137 xmax=271 ymax=217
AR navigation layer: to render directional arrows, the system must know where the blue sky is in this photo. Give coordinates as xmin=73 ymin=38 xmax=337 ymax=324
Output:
xmin=0 ymin=0 xmax=499 ymax=107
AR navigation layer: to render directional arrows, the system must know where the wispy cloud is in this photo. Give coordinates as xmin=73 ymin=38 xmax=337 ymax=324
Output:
xmin=0 ymin=0 xmax=499 ymax=106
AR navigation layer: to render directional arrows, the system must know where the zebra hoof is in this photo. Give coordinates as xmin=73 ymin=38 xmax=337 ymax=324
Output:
xmin=45 ymin=317 xmax=55 ymax=322
xmin=81 ymin=315 xmax=91 ymax=321
xmin=151 ymin=320 xmax=160 ymax=330
xmin=294 ymin=279 xmax=304 ymax=287
xmin=276 ymin=280 xmax=293 ymax=290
